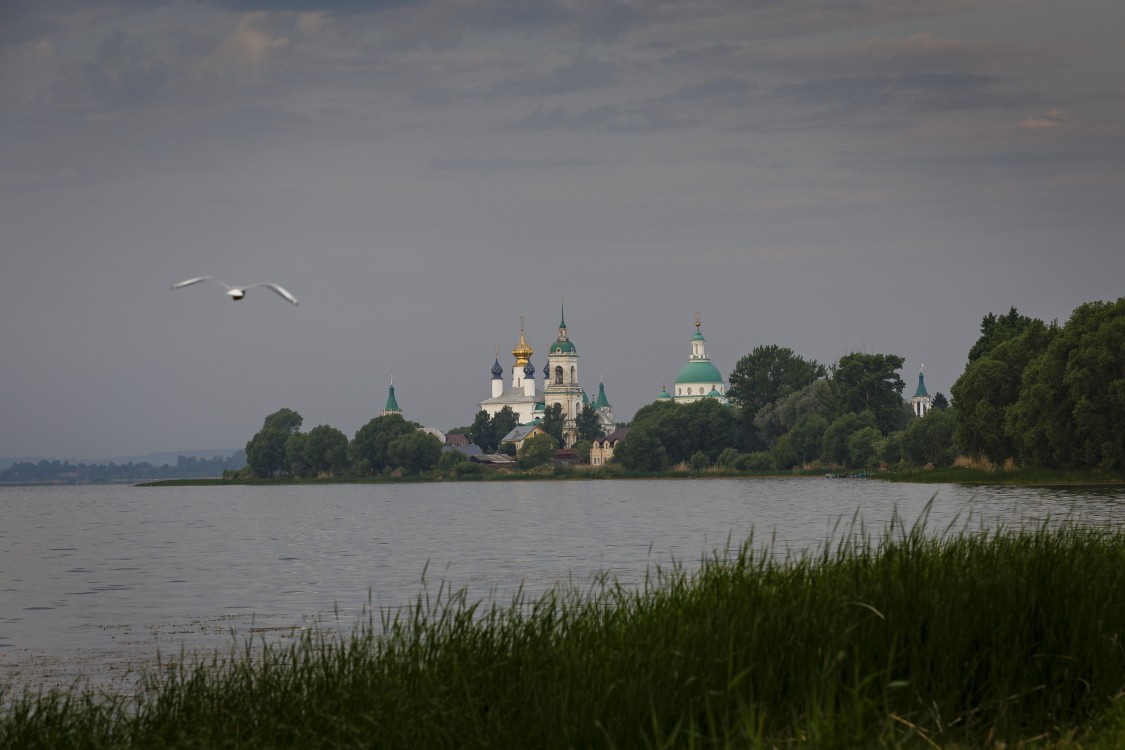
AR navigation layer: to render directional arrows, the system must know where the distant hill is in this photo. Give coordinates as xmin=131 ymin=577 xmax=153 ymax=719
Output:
xmin=0 ymin=450 xmax=246 ymax=483
xmin=0 ymin=449 xmax=239 ymax=471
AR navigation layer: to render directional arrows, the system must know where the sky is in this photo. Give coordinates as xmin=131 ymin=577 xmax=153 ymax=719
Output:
xmin=2 ymin=0 xmax=1123 ymax=460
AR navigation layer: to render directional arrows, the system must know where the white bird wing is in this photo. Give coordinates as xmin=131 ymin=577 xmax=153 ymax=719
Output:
xmin=171 ymin=276 xmax=232 ymax=291
xmin=245 ymin=282 xmax=299 ymax=305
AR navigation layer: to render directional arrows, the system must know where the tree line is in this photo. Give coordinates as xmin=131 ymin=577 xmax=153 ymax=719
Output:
xmin=240 ymin=296 xmax=1122 ymax=479
xmin=613 ymin=297 xmax=1124 ymax=473
xmin=243 ymin=409 xmax=464 ymax=479
xmin=0 ymin=453 xmax=246 ymax=484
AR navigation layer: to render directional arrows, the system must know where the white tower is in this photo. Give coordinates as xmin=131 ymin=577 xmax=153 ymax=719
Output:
xmin=490 ymin=346 xmax=504 ymax=399
xmin=911 ymin=365 xmax=933 ymax=417
xmin=543 ymin=301 xmax=582 ymax=447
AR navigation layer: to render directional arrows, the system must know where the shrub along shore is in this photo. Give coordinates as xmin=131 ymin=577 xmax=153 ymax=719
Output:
xmin=140 ymin=463 xmax=1124 ymax=488
xmin=5 ymin=517 xmax=1125 ymax=748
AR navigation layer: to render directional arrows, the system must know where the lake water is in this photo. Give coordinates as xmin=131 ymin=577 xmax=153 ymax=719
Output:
xmin=3 ymin=478 xmax=1125 ymax=694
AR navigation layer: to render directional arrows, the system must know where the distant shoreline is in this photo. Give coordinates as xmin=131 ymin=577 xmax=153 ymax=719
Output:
xmin=135 ymin=467 xmax=1125 ymax=488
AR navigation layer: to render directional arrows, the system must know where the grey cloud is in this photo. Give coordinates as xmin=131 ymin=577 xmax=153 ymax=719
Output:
xmin=772 ymin=72 xmax=1037 ymax=115
xmin=658 ymin=44 xmax=741 ymax=68
xmin=491 ymin=57 xmax=618 ymax=97
xmin=431 ymin=156 xmax=599 ymax=176
xmin=201 ymin=0 xmax=415 ymax=12
xmin=654 ymin=75 xmax=758 ymax=107
xmin=514 ymin=102 xmax=685 ymax=133
xmin=60 ymin=28 xmax=175 ymax=108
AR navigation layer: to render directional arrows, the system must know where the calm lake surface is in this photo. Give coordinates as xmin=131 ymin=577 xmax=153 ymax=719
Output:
xmin=3 ymin=478 xmax=1125 ymax=693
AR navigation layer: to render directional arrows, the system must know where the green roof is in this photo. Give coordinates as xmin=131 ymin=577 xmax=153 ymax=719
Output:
xmin=657 ymin=388 xmax=672 ymax=400
xmin=675 ymin=359 xmax=723 ymax=385
xmin=593 ymin=382 xmax=610 ymax=409
xmin=384 ymin=384 xmax=400 ymax=412
xmin=550 ymin=340 xmax=576 ymax=354
xmin=914 ymin=372 xmax=929 ymax=398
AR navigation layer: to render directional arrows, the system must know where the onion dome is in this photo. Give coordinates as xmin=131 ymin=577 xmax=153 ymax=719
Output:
xmin=709 ymin=385 xmax=723 ymax=398
xmin=491 ymin=357 xmax=503 ymax=379
xmin=543 ymin=363 xmax=550 ymax=379
xmin=524 ymin=360 xmax=536 ymax=378
xmin=512 ymin=325 xmax=533 ymax=367
xmin=657 ymin=384 xmax=672 ymax=400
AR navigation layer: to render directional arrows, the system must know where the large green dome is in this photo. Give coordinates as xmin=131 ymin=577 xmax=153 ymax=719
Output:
xmin=550 ymin=340 xmax=576 ymax=354
xmin=676 ymin=359 xmax=723 ymax=385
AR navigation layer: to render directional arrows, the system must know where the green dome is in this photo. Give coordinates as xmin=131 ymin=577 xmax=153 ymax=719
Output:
xmin=550 ymin=340 xmax=576 ymax=354
xmin=676 ymin=359 xmax=723 ymax=385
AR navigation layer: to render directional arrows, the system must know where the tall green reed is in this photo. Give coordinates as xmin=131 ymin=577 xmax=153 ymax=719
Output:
xmin=5 ymin=509 xmax=1125 ymax=748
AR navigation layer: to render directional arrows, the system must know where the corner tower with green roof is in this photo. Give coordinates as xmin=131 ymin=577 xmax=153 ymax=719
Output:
xmin=671 ymin=314 xmax=727 ymax=405
xmin=382 ymin=380 xmax=402 ymax=417
xmin=911 ymin=366 xmax=933 ymax=417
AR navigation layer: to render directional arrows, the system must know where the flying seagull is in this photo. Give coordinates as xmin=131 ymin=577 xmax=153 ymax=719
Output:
xmin=171 ymin=276 xmax=299 ymax=305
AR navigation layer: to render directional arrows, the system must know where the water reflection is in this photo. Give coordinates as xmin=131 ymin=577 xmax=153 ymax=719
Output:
xmin=1 ymin=479 xmax=1123 ymax=693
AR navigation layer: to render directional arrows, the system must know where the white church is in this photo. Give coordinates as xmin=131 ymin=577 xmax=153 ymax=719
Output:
xmin=479 ymin=306 xmax=614 ymax=448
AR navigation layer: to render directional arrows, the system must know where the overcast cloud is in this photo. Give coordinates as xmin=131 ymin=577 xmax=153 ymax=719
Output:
xmin=2 ymin=0 xmax=1123 ymax=459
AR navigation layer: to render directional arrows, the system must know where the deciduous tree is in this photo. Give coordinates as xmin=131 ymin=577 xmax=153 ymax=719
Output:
xmin=517 ymin=433 xmax=558 ymax=469
xmin=830 ymin=353 xmax=906 ymax=433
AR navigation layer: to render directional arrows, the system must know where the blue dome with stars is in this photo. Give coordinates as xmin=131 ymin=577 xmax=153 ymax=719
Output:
xmin=491 ymin=358 xmax=503 ymax=379
xmin=524 ymin=360 xmax=536 ymax=378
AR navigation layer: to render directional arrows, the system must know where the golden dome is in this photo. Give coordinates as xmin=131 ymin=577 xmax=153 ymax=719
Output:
xmin=512 ymin=317 xmax=533 ymax=366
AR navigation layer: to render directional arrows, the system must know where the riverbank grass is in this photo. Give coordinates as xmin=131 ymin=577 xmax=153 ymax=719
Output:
xmin=5 ymin=517 xmax=1125 ymax=747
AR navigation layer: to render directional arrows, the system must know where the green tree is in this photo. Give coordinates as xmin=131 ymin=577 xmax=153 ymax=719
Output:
xmin=305 ymin=424 xmax=349 ymax=476
xmin=613 ymin=423 xmax=668 ymax=472
xmin=285 ymin=432 xmax=311 ymax=477
xmin=787 ymin=413 xmax=829 ymax=466
xmin=469 ymin=410 xmax=496 ymax=453
xmin=951 ymin=318 xmax=1054 ymax=463
xmin=902 ymin=408 xmax=958 ymax=467
xmin=727 ymin=345 xmax=826 ymax=415
xmin=822 ymin=411 xmax=877 ymax=466
xmin=831 ymin=352 xmax=906 ymax=433
xmin=716 ymin=447 xmax=741 ymax=468
xmin=491 ymin=407 xmax=520 ymax=448
xmin=847 ymin=426 xmax=882 ymax=468
xmin=350 ymin=414 xmax=415 ymax=475
xmin=575 ymin=404 xmax=606 ymax=441
xmin=245 ymin=408 xmax=304 ymax=478
xmin=246 ymin=427 xmax=289 ymax=478
xmin=932 ymin=392 xmax=949 ymax=410
xmin=689 ymin=450 xmax=709 ymax=475
xmin=968 ymin=306 xmax=1036 ymax=363
xmin=1007 ymin=298 xmax=1125 ymax=469
xmin=517 ymin=433 xmax=558 ymax=469
xmin=572 ymin=440 xmax=593 ymax=465
xmin=753 ymin=379 xmax=834 ymax=448
xmin=263 ymin=407 xmax=303 ymax=434
xmin=386 ymin=431 xmax=443 ymax=475
xmin=540 ymin=403 xmax=565 ymax=445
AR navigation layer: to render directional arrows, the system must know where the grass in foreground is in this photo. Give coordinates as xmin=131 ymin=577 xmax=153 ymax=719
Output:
xmin=5 ymin=516 xmax=1125 ymax=748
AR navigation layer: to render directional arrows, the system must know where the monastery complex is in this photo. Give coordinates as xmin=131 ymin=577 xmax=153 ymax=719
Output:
xmin=476 ymin=306 xmax=728 ymax=448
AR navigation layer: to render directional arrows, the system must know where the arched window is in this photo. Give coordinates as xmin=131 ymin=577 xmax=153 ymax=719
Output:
xmin=555 ymin=366 xmax=563 ymax=385
xmin=569 ymin=366 xmax=576 ymax=383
